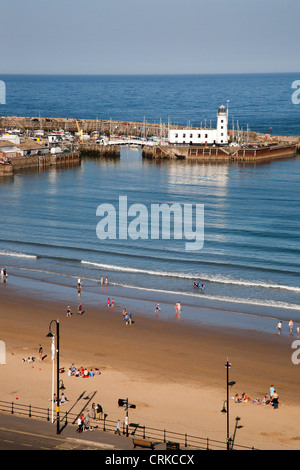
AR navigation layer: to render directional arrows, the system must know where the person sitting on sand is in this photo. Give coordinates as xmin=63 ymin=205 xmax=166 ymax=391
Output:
xmin=271 ymin=391 xmax=279 ymax=409
xmin=61 ymin=393 xmax=68 ymax=403
xmin=241 ymin=393 xmax=250 ymax=402
xmin=234 ymin=394 xmax=241 ymax=403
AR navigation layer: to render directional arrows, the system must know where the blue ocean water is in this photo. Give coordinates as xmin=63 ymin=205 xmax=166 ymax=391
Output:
xmin=0 ymin=74 xmax=300 ymax=328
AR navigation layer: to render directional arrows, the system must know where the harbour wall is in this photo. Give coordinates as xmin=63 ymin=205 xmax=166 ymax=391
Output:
xmin=78 ymin=142 xmax=297 ymax=162
xmin=142 ymin=143 xmax=298 ymax=162
xmin=0 ymin=151 xmax=80 ymax=177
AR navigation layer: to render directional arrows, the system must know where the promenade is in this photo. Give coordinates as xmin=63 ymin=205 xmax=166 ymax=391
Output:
xmin=0 ymin=412 xmax=132 ymax=450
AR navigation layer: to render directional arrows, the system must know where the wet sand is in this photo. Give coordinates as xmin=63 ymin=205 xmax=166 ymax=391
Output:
xmin=1 ymin=276 xmax=300 ymax=450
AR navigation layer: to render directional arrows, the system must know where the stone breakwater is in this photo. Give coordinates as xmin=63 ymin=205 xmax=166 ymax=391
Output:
xmin=2 ymin=115 xmax=299 ymax=143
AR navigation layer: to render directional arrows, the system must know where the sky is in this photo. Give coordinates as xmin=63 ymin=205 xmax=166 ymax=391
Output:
xmin=0 ymin=0 xmax=299 ymax=74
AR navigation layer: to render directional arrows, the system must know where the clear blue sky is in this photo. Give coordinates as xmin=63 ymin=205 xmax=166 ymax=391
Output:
xmin=0 ymin=0 xmax=299 ymax=74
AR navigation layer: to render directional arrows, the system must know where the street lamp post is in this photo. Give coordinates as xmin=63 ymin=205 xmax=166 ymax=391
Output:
xmin=46 ymin=319 xmax=60 ymax=434
xmin=118 ymin=398 xmax=136 ymax=436
xmin=222 ymin=360 xmax=236 ymax=450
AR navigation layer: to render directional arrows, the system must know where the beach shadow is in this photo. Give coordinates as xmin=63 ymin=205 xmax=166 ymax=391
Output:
xmin=60 ymin=390 xmax=98 ymax=428
xmin=59 ymin=390 xmax=93 ymax=433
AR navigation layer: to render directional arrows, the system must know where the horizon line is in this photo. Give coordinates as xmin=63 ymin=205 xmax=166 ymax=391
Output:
xmin=0 ymin=71 xmax=299 ymax=77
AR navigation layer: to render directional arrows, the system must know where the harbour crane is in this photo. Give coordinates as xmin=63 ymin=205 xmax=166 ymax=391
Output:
xmin=76 ymin=120 xmax=84 ymax=143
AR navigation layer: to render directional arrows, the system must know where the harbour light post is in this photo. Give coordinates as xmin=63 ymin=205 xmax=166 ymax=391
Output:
xmin=46 ymin=319 xmax=60 ymax=434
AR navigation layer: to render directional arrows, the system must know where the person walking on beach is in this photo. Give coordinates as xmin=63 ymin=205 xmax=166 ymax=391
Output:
xmin=105 ymin=276 xmax=108 ymax=286
xmin=100 ymin=276 xmax=103 ymax=286
xmin=276 ymin=321 xmax=282 ymax=335
xmin=155 ymin=304 xmax=160 ymax=316
xmin=115 ymin=419 xmax=121 ymax=435
xmin=289 ymin=320 xmax=294 ymax=335
xmin=77 ymin=277 xmax=82 ymax=289
xmin=107 ymin=298 xmax=111 ymax=308
xmin=66 ymin=305 xmax=72 ymax=317
xmin=78 ymin=303 xmax=83 ymax=315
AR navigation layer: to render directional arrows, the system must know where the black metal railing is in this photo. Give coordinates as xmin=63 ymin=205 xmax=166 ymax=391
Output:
xmin=0 ymin=400 xmax=257 ymax=451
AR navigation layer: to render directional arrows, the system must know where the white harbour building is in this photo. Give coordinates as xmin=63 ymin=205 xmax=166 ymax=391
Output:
xmin=169 ymin=105 xmax=228 ymax=146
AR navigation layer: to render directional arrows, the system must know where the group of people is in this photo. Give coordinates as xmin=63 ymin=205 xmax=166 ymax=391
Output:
xmin=234 ymin=385 xmax=279 ymax=409
xmin=276 ymin=319 xmax=299 ymax=336
xmin=77 ymin=404 xmax=104 ymax=433
xmin=154 ymin=302 xmax=183 ymax=318
xmin=1 ymin=267 xmax=7 ymax=281
xmin=77 ymin=276 xmax=108 ymax=291
xmin=51 ymin=393 xmax=68 ymax=405
xmin=122 ymin=308 xmax=133 ymax=325
xmin=100 ymin=276 xmax=109 ymax=286
xmin=66 ymin=303 xmax=85 ymax=316
xmin=107 ymin=297 xmax=114 ymax=307
xmin=68 ymin=364 xmax=101 ymax=378
xmin=193 ymin=281 xmax=205 ymax=290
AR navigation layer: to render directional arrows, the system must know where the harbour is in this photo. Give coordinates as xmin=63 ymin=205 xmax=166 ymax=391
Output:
xmin=0 ymin=111 xmax=299 ymax=176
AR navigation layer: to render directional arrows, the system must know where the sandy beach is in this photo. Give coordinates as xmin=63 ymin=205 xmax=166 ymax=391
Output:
xmin=1 ymin=275 xmax=300 ymax=450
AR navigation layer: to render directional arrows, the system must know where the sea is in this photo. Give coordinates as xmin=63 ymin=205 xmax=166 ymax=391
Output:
xmin=0 ymin=73 xmax=300 ymax=333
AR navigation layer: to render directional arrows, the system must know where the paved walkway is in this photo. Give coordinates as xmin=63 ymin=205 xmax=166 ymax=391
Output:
xmin=0 ymin=412 xmax=155 ymax=450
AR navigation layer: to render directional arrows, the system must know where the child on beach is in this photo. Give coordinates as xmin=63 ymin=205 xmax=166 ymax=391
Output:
xmin=276 ymin=321 xmax=282 ymax=335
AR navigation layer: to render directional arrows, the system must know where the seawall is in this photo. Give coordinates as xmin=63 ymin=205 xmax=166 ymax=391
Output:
xmin=142 ymin=143 xmax=297 ymax=162
xmin=0 ymin=151 xmax=81 ymax=177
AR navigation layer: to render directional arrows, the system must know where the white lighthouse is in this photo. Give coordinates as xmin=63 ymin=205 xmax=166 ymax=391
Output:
xmin=168 ymin=105 xmax=229 ymax=146
xmin=216 ymin=105 xmax=228 ymax=145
